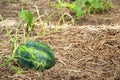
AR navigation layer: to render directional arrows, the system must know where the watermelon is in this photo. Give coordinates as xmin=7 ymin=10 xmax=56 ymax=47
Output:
xmin=14 ymin=41 xmax=55 ymax=71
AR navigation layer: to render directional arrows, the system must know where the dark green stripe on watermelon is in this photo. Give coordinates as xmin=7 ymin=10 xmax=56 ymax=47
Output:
xmin=25 ymin=41 xmax=55 ymax=61
xmin=15 ymin=41 xmax=55 ymax=71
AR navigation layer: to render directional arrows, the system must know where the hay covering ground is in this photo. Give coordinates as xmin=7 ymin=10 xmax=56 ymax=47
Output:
xmin=0 ymin=0 xmax=120 ymax=80
xmin=1 ymin=24 xmax=120 ymax=80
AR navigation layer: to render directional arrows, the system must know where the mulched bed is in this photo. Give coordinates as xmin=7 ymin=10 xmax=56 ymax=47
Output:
xmin=0 ymin=0 xmax=120 ymax=80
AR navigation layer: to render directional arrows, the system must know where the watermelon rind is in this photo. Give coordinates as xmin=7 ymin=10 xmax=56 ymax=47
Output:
xmin=14 ymin=41 xmax=55 ymax=71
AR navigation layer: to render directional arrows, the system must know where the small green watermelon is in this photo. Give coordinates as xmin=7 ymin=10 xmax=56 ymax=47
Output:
xmin=14 ymin=41 xmax=55 ymax=71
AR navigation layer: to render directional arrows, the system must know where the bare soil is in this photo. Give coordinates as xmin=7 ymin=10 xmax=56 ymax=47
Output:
xmin=0 ymin=0 xmax=120 ymax=80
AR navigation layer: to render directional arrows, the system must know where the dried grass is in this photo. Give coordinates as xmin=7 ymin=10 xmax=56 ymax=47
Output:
xmin=0 ymin=21 xmax=120 ymax=80
xmin=0 ymin=0 xmax=120 ymax=79
xmin=31 ymin=25 xmax=120 ymax=79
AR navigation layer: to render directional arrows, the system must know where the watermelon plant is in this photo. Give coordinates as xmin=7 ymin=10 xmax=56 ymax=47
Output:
xmin=54 ymin=0 xmax=112 ymax=17
xmin=0 ymin=9 xmax=56 ymax=74
xmin=15 ymin=41 xmax=55 ymax=71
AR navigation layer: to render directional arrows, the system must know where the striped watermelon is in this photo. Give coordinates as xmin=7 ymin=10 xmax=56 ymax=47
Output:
xmin=14 ymin=41 xmax=55 ymax=71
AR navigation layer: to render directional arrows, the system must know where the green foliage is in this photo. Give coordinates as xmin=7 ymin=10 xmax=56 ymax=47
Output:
xmin=55 ymin=0 xmax=112 ymax=17
xmin=0 ymin=54 xmax=22 ymax=74
xmin=18 ymin=10 xmax=33 ymax=32
xmin=18 ymin=10 xmax=34 ymax=42
xmin=56 ymin=0 xmax=76 ymax=9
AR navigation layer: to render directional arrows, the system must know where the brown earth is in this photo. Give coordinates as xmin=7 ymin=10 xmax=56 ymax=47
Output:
xmin=0 ymin=0 xmax=120 ymax=80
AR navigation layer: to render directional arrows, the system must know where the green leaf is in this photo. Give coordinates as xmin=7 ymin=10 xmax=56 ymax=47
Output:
xmin=25 ymin=10 xmax=33 ymax=27
xmin=85 ymin=1 xmax=91 ymax=8
xmin=73 ymin=6 xmax=82 ymax=17
xmin=64 ymin=3 xmax=76 ymax=9
xmin=92 ymin=0 xmax=101 ymax=9
xmin=18 ymin=10 xmax=33 ymax=31
xmin=18 ymin=10 xmax=28 ymax=19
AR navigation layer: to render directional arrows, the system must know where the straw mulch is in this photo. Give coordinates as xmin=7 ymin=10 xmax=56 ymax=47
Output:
xmin=0 ymin=0 xmax=120 ymax=79
xmin=37 ymin=25 xmax=120 ymax=80
xmin=1 ymin=25 xmax=120 ymax=80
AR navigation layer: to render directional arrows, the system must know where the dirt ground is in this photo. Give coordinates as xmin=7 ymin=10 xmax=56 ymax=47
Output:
xmin=0 ymin=0 xmax=120 ymax=80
